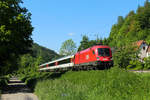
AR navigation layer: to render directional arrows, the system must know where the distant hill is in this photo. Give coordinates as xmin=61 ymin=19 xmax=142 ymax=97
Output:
xmin=31 ymin=43 xmax=59 ymax=63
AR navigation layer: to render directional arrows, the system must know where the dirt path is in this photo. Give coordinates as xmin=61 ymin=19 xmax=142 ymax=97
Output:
xmin=0 ymin=77 xmax=38 ymax=100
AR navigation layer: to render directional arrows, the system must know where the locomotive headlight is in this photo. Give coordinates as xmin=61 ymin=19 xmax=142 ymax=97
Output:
xmin=97 ymin=57 xmax=100 ymax=60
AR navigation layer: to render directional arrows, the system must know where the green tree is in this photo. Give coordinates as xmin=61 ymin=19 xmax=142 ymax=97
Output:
xmin=17 ymin=54 xmax=42 ymax=81
xmin=78 ymin=35 xmax=90 ymax=51
xmin=59 ymin=39 xmax=77 ymax=56
xmin=113 ymin=43 xmax=139 ymax=69
xmin=78 ymin=35 xmax=108 ymax=51
xmin=0 ymin=0 xmax=33 ymax=75
xmin=117 ymin=16 xmax=124 ymax=26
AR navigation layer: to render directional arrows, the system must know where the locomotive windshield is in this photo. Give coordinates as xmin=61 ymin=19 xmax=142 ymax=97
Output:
xmin=98 ymin=48 xmax=110 ymax=56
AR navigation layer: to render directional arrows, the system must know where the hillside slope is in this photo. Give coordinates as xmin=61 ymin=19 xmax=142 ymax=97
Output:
xmin=31 ymin=43 xmax=59 ymax=63
xmin=16 ymin=43 xmax=59 ymax=78
xmin=108 ymin=0 xmax=150 ymax=47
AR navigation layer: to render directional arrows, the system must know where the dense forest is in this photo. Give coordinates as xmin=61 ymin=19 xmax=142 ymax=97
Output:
xmin=108 ymin=0 xmax=150 ymax=47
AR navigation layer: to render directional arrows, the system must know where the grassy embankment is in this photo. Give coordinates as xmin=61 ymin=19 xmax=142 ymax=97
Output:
xmin=32 ymin=67 xmax=150 ymax=100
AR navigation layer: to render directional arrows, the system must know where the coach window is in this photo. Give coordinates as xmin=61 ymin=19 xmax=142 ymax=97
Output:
xmin=48 ymin=63 xmax=55 ymax=66
xmin=58 ymin=58 xmax=70 ymax=64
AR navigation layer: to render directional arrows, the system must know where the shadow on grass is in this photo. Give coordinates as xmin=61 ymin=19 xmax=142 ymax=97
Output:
xmin=27 ymin=71 xmax=67 ymax=92
xmin=49 ymin=71 xmax=67 ymax=79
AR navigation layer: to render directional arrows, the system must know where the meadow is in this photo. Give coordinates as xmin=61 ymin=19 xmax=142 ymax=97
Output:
xmin=34 ymin=67 xmax=150 ymax=100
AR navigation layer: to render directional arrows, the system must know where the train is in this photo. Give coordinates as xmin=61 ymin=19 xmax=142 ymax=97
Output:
xmin=39 ymin=45 xmax=113 ymax=71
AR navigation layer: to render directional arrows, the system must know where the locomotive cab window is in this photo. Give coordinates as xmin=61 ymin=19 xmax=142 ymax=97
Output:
xmin=98 ymin=48 xmax=110 ymax=56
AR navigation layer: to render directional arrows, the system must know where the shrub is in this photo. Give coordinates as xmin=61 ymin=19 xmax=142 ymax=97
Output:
xmin=113 ymin=43 xmax=139 ymax=69
xmin=143 ymin=57 xmax=150 ymax=69
xmin=127 ymin=60 xmax=143 ymax=70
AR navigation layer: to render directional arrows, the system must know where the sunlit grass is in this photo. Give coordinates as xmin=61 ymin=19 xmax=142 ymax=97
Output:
xmin=34 ymin=67 xmax=150 ymax=100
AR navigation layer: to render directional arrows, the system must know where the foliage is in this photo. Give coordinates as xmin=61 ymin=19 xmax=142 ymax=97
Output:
xmin=108 ymin=0 xmax=150 ymax=48
xmin=34 ymin=67 xmax=150 ymax=100
xmin=78 ymin=35 xmax=90 ymax=51
xmin=59 ymin=39 xmax=77 ymax=56
xmin=0 ymin=0 xmax=33 ymax=75
xmin=113 ymin=42 xmax=139 ymax=69
xmin=143 ymin=56 xmax=150 ymax=69
xmin=78 ymin=35 xmax=108 ymax=51
xmin=127 ymin=60 xmax=143 ymax=70
xmin=17 ymin=53 xmax=50 ymax=91
xmin=16 ymin=43 xmax=59 ymax=91
xmin=17 ymin=54 xmax=41 ymax=81
xmin=107 ymin=1 xmax=150 ymax=70
xmin=14 ymin=42 xmax=58 ymax=81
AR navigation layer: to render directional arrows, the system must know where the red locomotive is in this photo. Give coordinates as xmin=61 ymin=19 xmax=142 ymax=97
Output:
xmin=74 ymin=45 xmax=113 ymax=69
xmin=39 ymin=45 xmax=113 ymax=71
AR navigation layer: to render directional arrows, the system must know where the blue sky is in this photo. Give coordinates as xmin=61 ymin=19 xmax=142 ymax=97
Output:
xmin=23 ymin=0 xmax=145 ymax=53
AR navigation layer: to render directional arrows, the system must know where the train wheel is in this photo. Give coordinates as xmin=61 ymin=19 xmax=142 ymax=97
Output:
xmin=93 ymin=66 xmax=97 ymax=70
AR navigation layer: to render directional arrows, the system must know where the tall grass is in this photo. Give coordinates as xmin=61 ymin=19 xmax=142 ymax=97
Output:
xmin=34 ymin=67 xmax=150 ymax=100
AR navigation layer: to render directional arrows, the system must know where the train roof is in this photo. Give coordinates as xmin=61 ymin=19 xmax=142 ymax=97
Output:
xmin=39 ymin=55 xmax=74 ymax=67
xmin=77 ymin=45 xmax=111 ymax=54
xmin=92 ymin=45 xmax=111 ymax=48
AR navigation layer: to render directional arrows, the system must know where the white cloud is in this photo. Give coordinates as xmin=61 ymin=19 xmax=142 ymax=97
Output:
xmin=68 ymin=33 xmax=75 ymax=36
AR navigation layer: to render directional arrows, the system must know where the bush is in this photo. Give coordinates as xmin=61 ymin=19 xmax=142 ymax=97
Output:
xmin=143 ymin=57 xmax=150 ymax=70
xmin=113 ymin=43 xmax=139 ymax=69
xmin=127 ymin=60 xmax=143 ymax=70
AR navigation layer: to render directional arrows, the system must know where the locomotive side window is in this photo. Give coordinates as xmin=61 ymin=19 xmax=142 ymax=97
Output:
xmin=93 ymin=50 xmax=95 ymax=54
xmin=98 ymin=48 xmax=110 ymax=56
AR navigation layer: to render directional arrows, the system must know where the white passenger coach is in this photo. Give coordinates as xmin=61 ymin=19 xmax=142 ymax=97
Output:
xmin=39 ymin=55 xmax=74 ymax=71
